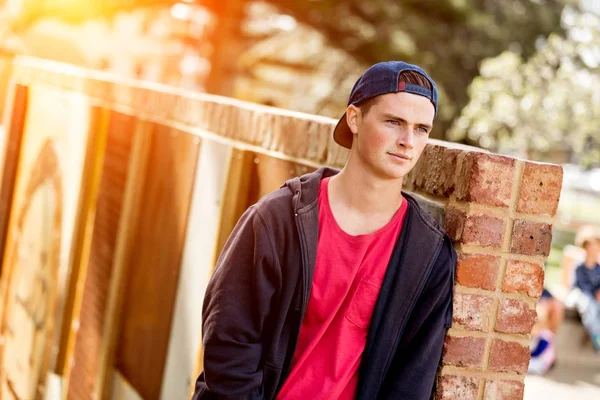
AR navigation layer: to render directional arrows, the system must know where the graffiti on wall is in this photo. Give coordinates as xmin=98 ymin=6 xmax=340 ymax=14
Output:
xmin=0 ymin=85 xmax=92 ymax=400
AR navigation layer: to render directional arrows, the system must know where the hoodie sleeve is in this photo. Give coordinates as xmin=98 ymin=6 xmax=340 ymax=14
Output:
xmin=193 ymin=206 xmax=281 ymax=400
xmin=382 ymin=235 xmax=456 ymax=400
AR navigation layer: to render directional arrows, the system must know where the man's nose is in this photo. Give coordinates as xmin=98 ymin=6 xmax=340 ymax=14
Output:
xmin=397 ymin=127 xmax=414 ymax=149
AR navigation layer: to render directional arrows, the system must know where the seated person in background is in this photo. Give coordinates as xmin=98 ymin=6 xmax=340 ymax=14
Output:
xmin=573 ymin=229 xmax=600 ymax=350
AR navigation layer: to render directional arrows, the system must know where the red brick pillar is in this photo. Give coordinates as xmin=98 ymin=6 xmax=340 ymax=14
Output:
xmin=405 ymin=144 xmax=563 ymax=400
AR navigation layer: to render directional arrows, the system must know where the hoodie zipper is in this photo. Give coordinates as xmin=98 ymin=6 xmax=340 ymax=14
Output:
xmin=379 ymin=237 xmax=443 ymax=383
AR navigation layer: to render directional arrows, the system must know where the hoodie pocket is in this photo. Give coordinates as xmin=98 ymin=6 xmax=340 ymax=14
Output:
xmin=345 ymin=275 xmax=382 ymax=329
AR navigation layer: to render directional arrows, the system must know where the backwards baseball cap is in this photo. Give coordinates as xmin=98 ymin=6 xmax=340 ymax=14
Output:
xmin=333 ymin=61 xmax=438 ymax=149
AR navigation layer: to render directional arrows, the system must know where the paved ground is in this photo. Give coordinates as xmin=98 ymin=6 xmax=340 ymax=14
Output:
xmin=524 ymin=314 xmax=600 ymax=400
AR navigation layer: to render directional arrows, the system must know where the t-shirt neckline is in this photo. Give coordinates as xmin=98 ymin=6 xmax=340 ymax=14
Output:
xmin=320 ymin=177 xmax=407 ymax=242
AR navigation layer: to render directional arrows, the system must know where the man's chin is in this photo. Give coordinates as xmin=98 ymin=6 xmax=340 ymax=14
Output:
xmin=380 ymin=165 xmax=412 ymax=181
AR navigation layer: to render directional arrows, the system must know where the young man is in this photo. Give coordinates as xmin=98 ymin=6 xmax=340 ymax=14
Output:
xmin=193 ymin=61 xmax=456 ymax=399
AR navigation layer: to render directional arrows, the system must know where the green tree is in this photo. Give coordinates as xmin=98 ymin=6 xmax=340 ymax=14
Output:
xmin=269 ymin=0 xmax=569 ymax=137
xmin=449 ymin=5 xmax=600 ymax=166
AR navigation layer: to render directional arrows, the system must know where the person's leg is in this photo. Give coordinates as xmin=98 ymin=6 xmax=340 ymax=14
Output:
xmin=581 ymin=300 xmax=600 ymax=349
xmin=529 ymin=328 xmax=556 ymax=375
xmin=548 ymin=298 xmax=565 ymax=335
xmin=533 ymin=299 xmax=552 ymax=336
xmin=529 ymin=294 xmax=559 ymax=375
xmin=535 ymin=289 xmax=564 ymax=335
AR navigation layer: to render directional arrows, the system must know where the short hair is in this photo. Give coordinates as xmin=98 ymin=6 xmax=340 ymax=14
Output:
xmin=582 ymin=237 xmax=600 ymax=250
xmin=358 ymin=70 xmax=433 ymax=115
xmin=576 ymin=226 xmax=600 ymax=249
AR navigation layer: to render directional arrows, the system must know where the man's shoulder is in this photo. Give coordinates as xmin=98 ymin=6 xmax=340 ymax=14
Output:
xmin=403 ymin=193 xmax=456 ymax=269
xmin=252 ymin=186 xmax=295 ymax=221
xmin=403 ymin=192 xmax=447 ymax=237
xmin=252 ymin=167 xmax=333 ymax=218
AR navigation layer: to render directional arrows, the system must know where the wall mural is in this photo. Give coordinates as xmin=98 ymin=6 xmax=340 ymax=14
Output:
xmin=3 ymin=140 xmax=62 ymax=399
xmin=0 ymin=85 xmax=92 ymax=400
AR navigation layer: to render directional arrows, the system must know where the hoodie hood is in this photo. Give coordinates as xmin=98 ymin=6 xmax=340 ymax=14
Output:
xmin=282 ymin=166 xmax=445 ymax=237
xmin=282 ymin=167 xmax=339 ymax=214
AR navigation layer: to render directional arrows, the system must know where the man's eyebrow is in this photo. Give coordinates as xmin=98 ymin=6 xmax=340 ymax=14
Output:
xmin=381 ymin=113 xmax=432 ymax=130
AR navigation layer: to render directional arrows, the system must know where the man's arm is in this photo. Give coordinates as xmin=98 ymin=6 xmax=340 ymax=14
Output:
xmin=381 ymin=236 xmax=456 ymax=400
xmin=193 ymin=206 xmax=281 ymax=399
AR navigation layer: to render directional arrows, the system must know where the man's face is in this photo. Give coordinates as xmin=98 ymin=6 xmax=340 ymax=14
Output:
xmin=347 ymin=92 xmax=434 ymax=180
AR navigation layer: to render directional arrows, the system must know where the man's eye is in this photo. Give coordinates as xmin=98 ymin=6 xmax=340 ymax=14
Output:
xmin=417 ymin=127 xmax=429 ymax=133
xmin=387 ymin=120 xmax=400 ymax=125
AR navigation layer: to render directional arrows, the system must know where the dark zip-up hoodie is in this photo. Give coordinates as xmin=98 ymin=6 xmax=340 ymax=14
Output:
xmin=193 ymin=167 xmax=456 ymax=400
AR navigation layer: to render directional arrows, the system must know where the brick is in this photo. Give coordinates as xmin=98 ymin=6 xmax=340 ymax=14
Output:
xmin=517 ymin=162 xmax=563 ymax=217
xmin=456 ymin=254 xmax=499 ymax=291
xmin=442 ymin=336 xmax=486 ymax=369
xmin=410 ymin=145 xmax=461 ymax=197
xmin=436 ymin=375 xmax=480 ymax=400
xmin=489 ymin=340 xmax=530 ymax=374
xmin=444 ymin=207 xmax=467 ymax=242
xmin=403 ymin=173 xmax=416 ymax=191
xmin=510 ymin=220 xmax=552 ymax=256
xmin=456 ymin=152 xmax=515 ymax=208
xmin=453 ymin=293 xmax=495 ymax=332
xmin=484 ymin=380 xmax=525 ymax=400
xmin=463 ymin=213 xmax=505 ymax=248
xmin=502 ymin=260 xmax=544 ymax=298
xmin=495 ymin=298 xmax=537 ymax=334
xmin=445 ymin=207 xmax=504 ymax=248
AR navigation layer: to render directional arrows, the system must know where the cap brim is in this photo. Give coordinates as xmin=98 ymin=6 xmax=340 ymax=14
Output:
xmin=333 ymin=112 xmax=353 ymax=149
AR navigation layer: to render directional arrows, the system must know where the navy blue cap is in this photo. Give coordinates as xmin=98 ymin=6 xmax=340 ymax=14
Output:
xmin=333 ymin=61 xmax=438 ymax=149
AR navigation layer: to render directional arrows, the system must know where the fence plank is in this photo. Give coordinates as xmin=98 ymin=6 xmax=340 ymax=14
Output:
xmin=94 ymin=120 xmax=152 ymax=400
xmin=114 ymin=125 xmax=200 ymax=400
xmin=161 ymin=139 xmax=232 ymax=400
xmin=65 ymin=111 xmax=136 ymax=400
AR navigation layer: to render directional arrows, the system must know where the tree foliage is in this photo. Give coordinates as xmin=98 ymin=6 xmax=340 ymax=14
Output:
xmin=449 ymin=6 xmax=600 ymax=166
xmin=269 ymin=0 xmax=568 ymax=136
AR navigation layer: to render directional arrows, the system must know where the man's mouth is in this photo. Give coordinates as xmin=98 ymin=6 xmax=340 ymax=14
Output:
xmin=388 ymin=152 xmax=412 ymax=161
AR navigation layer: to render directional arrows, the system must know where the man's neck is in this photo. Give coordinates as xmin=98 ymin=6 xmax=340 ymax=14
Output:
xmin=330 ymin=158 xmax=404 ymax=217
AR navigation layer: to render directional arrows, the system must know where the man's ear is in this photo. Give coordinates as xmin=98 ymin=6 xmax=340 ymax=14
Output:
xmin=346 ymin=104 xmax=361 ymax=134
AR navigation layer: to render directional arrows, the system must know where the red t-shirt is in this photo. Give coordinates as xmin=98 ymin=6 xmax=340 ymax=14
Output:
xmin=277 ymin=177 xmax=408 ymax=400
